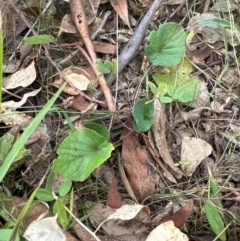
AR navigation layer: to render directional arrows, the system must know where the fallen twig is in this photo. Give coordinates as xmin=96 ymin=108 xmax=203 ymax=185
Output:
xmin=93 ymin=0 xmax=163 ymax=100
xmin=77 ymin=46 xmax=115 ymax=111
xmin=69 ymin=0 xmax=97 ymax=64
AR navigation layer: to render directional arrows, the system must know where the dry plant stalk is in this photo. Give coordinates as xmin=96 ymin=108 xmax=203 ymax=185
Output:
xmin=69 ymin=0 xmax=114 ymax=111
xmin=78 ymin=46 xmax=115 ymax=111
xmin=69 ymin=0 xmax=97 ymax=63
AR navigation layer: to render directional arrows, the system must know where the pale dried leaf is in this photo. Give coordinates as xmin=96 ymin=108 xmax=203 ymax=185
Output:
xmin=60 ymin=14 xmax=78 ymax=33
xmin=24 ymin=215 xmax=66 ymax=241
xmin=2 ymin=88 xmax=41 ymax=109
xmin=107 ymin=204 xmax=149 ymax=221
xmin=0 ymin=109 xmax=32 ymax=128
xmin=66 ymin=73 xmax=90 ymax=91
xmin=3 ymin=61 xmax=36 ymax=89
xmin=146 ymin=221 xmax=189 ymax=241
xmin=87 ymin=202 xmax=151 ymax=236
xmin=181 ymin=137 xmax=213 ymax=176
xmin=50 ymin=67 xmax=94 ymax=95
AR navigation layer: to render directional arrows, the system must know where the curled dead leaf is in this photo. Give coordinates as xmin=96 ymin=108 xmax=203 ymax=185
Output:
xmin=121 ymin=115 xmax=156 ymax=201
xmin=49 ymin=67 xmax=96 ymax=95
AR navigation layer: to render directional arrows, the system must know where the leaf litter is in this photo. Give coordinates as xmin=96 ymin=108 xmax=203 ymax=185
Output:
xmin=1 ymin=0 xmax=240 ymax=240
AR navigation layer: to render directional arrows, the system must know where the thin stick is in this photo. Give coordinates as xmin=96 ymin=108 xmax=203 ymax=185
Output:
xmin=69 ymin=0 xmax=97 ymax=64
xmin=78 ymin=46 xmax=114 ymax=111
xmin=203 ymin=0 xmax=211 ymax=13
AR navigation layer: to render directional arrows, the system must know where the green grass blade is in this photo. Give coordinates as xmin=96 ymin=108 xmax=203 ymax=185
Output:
xmin=204 ymin=202 xmax=226 ymax=241
xmin=10 ymin=183 xmax=44 ymax=240
xmin=0 ymin=83 xmax=66 ymax=182
xmin=208 ymin=166 xmax=224 ymax=214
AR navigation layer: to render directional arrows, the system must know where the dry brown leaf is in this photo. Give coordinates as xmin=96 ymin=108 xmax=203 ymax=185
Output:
xmin=106 ymin=174 xmax=122 ymax=209
xmin=121 ymin=115 xmax=156 ymax=201
xmin=72 ymin=95 xmax=91 ymax=111
xmin=152 ymin=99 xmax=183 ymax=179
xmin=93 ymin=41 xmax=116 ymax=54
xmin=181 ymin=137 xmax=213 ymax=176
xmin=117 ymin=151 xmax=138 ymax=203
xmin=210 ymin=100 xmax=227 ymax=113
xmin=222 ymin=67 xmax=239 ymax=85
xmin=158 ymin=200 xmax=194 ymax=227
xmin=2 ymin=4 xmax=35 ymax=49
xmin=3 ymin=61 xmax=36 ymax=89
xmin=110 ymin=0 xmax=132 ymax=32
